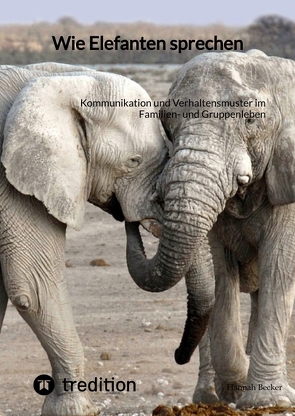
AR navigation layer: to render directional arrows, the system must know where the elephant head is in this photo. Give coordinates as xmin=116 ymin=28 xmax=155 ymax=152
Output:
xmin=1 ymin=66 xmax=168 ymax=230
xmin=125 ymin=50 xmax=295 ymax=363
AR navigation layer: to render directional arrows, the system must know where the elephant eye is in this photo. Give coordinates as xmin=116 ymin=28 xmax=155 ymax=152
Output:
xmin=245 ymin=118 xmax=255 ymax=126
xmin=126 ymin=155 xmax=142 ymax=168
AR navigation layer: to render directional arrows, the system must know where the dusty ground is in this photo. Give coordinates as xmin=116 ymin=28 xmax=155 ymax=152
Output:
xmin=1 ymin=65 xmax=295 ymax=416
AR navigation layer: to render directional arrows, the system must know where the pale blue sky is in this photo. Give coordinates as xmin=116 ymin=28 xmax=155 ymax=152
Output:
xmin=1 ymin=0 xmax=294 ymax=26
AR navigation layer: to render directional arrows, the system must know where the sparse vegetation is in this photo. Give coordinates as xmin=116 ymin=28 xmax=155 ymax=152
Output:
xmin=0 ymin=14 xmax=294 ymax=65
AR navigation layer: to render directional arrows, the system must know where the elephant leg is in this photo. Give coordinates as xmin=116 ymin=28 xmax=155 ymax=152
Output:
xmin=210 ymin=241 xmax=249 ymax=403
xmin=237 ymin=227 xmax=295 ymax=408
xmin=0 ymin=265 xmax=8 ymax=331
xmin=0 ymin=194 xmax=98 ymax=416
xmin=192 ymin=329 xmax=218 ymax=404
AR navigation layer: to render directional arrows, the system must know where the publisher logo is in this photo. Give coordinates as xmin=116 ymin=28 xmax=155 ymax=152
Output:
xmin=33 ymin=374 xmax=55 ymax=395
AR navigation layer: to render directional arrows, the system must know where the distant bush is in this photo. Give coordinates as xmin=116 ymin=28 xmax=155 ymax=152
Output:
xmin=247 ymin=15 xmax=295 ymax=59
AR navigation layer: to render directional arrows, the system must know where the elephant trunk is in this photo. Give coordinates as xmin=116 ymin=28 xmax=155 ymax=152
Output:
xmin=126 ymin=141 xmax=233 ymax=362
xmin=161 ymin=147 xmax=228 ymax=361
xmin=126 ymin=157 xmax=223 ymax=292
xmin=175 ymin=239 xmax=215 ymax=364
xmin=125 ymin=220 xmax=197 ymax=292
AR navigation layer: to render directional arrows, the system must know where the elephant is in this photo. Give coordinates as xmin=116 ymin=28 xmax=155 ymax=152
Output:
xmin=0 ymin=62 xmax=168 ymax=416
xmin=125 ymin=49 xmax=295 ymax=408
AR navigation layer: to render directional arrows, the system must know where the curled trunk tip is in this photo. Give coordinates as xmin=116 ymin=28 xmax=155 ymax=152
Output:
xmin=125 ymin=221 xmax=190 ymax=292
xmin=174 ymin=310 xmax=212 ymax=365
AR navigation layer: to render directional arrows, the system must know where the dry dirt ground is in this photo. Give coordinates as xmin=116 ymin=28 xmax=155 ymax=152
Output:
xmin=1 ymin=65 xmax=295 ymax=416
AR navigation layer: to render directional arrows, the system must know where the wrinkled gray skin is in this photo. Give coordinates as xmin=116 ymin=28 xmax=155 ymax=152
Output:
xmin=125 ymin=50 xmax=295 ymax=408
xmin=0 ymin=63 xmax=168 ymax=416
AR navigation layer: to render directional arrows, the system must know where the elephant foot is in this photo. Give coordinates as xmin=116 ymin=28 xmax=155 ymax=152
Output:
xmin=214 ymin=376 xmax=246 ymax=403
xmin=192 ymin=383 xmax=219 ymax=404
xmin=42 ymin=391 xmax=98 ymax=416
xmin=236 ymin=381 xmax=295 ymax=409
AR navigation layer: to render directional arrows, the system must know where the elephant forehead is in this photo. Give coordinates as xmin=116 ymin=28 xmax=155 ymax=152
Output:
xmin=174 ymin=52 xmax=271 ymax=91
xmin=123 ymin=77 xmax=153 ymax=101
xmin=187 ymin=63 xmax=248 ymax=89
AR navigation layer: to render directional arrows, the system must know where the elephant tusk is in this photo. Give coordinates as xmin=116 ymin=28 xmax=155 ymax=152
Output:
xmin=140 ymin=219 xmax=162 ymax=238
xmin=237 ymin=174 xmax=250 ymax=185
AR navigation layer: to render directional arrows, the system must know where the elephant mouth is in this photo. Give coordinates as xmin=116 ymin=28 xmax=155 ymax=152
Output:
xmin=89 ymin=194 xmax=125 ymax=222
xmin=139 ymin=219 xmax=162 ymax=238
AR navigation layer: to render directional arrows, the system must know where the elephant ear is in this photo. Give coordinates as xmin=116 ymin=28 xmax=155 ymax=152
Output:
xmin=1 ymin=75 xmax=96 ymax=230
xmin=266 ymin=118 xmax=295 ymax=205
